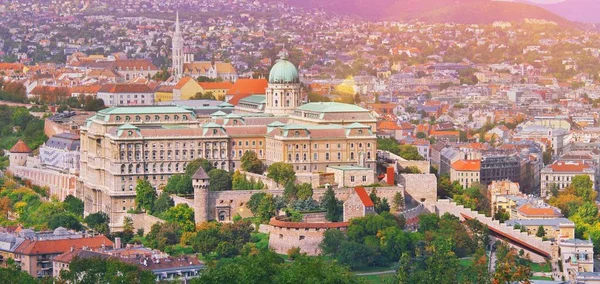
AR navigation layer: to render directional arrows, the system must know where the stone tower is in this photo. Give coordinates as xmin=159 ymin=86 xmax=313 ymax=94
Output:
xmin=172 ymin=11 xmax=184 ymax=80
xmin=192 ymin=167 xmax=210 ymax=223
xmin=9 ymin=140 xmax=31 ymax=168
xmin=265 ymin=49 xmax=301 ymax=115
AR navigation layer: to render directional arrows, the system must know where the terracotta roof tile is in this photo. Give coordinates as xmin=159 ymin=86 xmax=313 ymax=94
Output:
xmin=355 ymin=187 xmax=374 ymax=207
xmin=10 ymin=140 xmax=32 ymax=153
xmin=14 ymin=235 xmax=112 ymax=255
xmin=199 ymin=82 xmax=233 ymax=90
xmin=98 ymin=84 xmax=152 ymax=93
xmin=517 ymin=204 xmax=562 ymax=218
xmin=548 ymin=161 xmax=591 ymax=172
xmin=451 ymin=160 xmax=481 ymax=171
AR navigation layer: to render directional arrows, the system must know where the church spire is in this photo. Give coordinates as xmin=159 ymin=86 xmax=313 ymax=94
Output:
xmin=175 ymin=10 xmax=180 ymax=34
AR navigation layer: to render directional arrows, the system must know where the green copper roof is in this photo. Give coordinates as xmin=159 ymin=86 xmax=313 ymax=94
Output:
xmin=211 ymin=110 xmax=227 ymax=116
xmin=224 ymin=113 xmax=242 ymax=119
xmin=344 ymin=122 xmax=369 ymax=129
xmin=267 ymin=121 xmax=286 ymax=127
xmin=117 ymin=124 xmax=139 ymax=130
xmin=239 ymin=94 xmax=266 ymax=104
xmin=99 ymin=106 xmax=194 ymax=115
xmin=296 ymin=102 xmax=368 ymax=113
xmin=218 ymin=102 xmax=234 ymax=108
xmin=203 ymin=122 xmax=222 ymax=128
xmin=269 ymin=59 xmax=299 ymax=84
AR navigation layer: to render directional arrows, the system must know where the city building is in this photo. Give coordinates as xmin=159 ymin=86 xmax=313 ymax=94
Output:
xmin=79 ymin=52 xmax=378 ymax=230
xmin=540 ymin=161 xmax=596 ymax=197
xmin=326 ymin=166 xmax=375 ymax=188
xmin=343 ymin=187 xmax=376 ymax=221
xmin=97 ymin=84 xmax=155 ymax=106
xmin=450 ymin=159 xmax=481 ymax=188
xmin=10 ymin=228 xmax=112 ymax=278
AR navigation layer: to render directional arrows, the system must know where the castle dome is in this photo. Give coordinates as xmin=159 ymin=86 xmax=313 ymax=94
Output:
xmin=268 ymin=50 xmax=299 ymax=84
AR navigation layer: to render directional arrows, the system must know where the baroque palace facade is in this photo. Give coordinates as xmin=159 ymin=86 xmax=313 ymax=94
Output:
xmin=79 ymin=50 xmax=378 ymax=228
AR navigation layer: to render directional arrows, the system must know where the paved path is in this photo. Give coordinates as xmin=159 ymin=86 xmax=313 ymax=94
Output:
xmin=354 ymin=270 xmax=396 ymax=276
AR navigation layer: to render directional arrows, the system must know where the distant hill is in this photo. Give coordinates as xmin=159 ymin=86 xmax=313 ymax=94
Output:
xmin=522 ymin=0 xmax=600 ymax=23
xmin=276 ymin=0 xmax=573 ymax=26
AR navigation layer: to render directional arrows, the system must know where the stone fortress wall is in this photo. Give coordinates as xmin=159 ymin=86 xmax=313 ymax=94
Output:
xmin=193 ymin=186 xmax=404 ymax=223
xmin=267 ymin=217 xmax=348 ymax=255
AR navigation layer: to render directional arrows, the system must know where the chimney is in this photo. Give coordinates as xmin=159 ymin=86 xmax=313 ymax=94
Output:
xmin=115 ymin=237 xmax=122 ymax=249
xmin=386 ymin=166 xmax=395 ymax=185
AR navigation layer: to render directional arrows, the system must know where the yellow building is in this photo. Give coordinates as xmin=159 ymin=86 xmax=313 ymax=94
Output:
xmin=198 ymin=82 xmax=233 ymax=101
xmin=173 ymin=77 xmax=203 ymax=100
xmin=154 ymin=85 xmax=174 ymax=102
xmin=450 ymin=160 xmax=480 ymax=189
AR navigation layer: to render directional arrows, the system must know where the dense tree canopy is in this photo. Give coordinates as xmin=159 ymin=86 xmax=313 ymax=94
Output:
xmin=58 ymin=257 xmax=155 ymax=283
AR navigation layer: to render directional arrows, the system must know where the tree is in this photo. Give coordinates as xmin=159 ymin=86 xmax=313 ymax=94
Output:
xmin=416 ymin=132 xmax=427 ymax=139
xmin=241 ymin=151 xmax=264 ymax=174
xmin=0 ymin=265 xmax=37 ymax=284
xmin=336 ymin=241 xmax=376 ymax=269
xmin=185 ymin=158 xmax=214 ymax=175
xmin=376 ymin=198 xmax=391 ymax=214
xmin=492 ymin=243 xmax=531 ymax=283
xmin=208 ymin=169 xmax=232 ymax=191
xmin=320 ymin=229 xmax=347 ymax=256
xmin=147 ymin=222 xmax=182 ymax=251
xmin=536 ymin=225 xmax=546 ymax=238
xmin=248 ymin=192 xmax=267 ymax=215
xmin=283 ymin=181 xmax=298 ymax=202
xmin=163 ymin=204 xmax=195 ymax=232
xmin=84 ymin=212 xmax=110 ymax=235
xmin=393 ymin=192 xmax=405 ymax=212
xmin=320 ymin=187 xmax=342 ymax=222
xmin=135 ymin=179 xmax=157 ymax=213
xmin=59 ymin=257 xmax=155 ymax=284
xmin=63 ymin=195 xmax=84 ymax=217
xmin=48 ymin=212 xmax=83 ymax=231
xmin=256 ymin=194 xmax=277 ymax=222
xmin=267 ymin=162 xmax=296 ymax=186
xmin=153 ymin=192 xmax=174 ymax=216
xmin=295 ymin=183 xmax=313 ymax=201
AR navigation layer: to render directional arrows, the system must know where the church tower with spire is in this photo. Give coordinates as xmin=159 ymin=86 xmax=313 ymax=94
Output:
xmin=172 ymin=11 xmax=184 ymax=80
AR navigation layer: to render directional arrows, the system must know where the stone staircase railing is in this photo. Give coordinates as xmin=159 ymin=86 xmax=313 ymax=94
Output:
xmin=435 ymin=199 xmax=553 ymax=258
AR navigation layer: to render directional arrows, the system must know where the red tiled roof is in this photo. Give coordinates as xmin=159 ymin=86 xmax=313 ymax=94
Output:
xmin=10 ymin=140 xmax=32 ymax=153
xmin=269 ymin=217 xmax=349 ymax=229
xmin=14 ymin=235 xmax=113 ymax=255
xmin=378 ymin=121 xmax=402 ymax=131
xmin=355 ymin=187 xmax=374 ymax=207
xmin=199 ymin=82 xmax=233 ymax=90
xmin=451 ymin=160 xmax=481 ymax=171
xmin=98 ymin=84 xmax=152 ymax=93
xmin=174 ymin=77 xmax=196 ymax=89
xmin=112 ymin=59 xmax=158 ymax=70
xmin=548 ymin=161 xmax=591 ymax=172
xmin=517 ymin=204 xmax=562 ymax=218
xmin=226 ymin=79 xmax=267 ymax=98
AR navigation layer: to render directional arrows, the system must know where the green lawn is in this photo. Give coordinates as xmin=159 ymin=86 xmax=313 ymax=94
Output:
xmin=459 ymin=257 xmax=474 ymax=267
xmin=352 ymin=265 xmax=395 ymax=274
xmin=531 ymin=276 xmax=553 ymax=280
xmin=529 ymin=262 xmax=552 ymax=273
xmin=356 ymin=274 xmax=395 ymax=284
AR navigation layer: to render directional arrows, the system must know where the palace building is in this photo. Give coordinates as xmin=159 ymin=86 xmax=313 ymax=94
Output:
xmin=79 ymin=42 xmax=377 ymax=229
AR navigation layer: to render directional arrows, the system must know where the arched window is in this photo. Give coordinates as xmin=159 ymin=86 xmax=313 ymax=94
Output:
xmin=295 ymin=153 xmax=299 ymax=161
xmin=350 ymin=152 xmax=355 ymax=160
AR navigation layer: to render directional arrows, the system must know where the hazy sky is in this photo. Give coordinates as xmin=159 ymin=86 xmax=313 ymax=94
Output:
xmin=525 ymin=0 xmax=565 ymax=3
